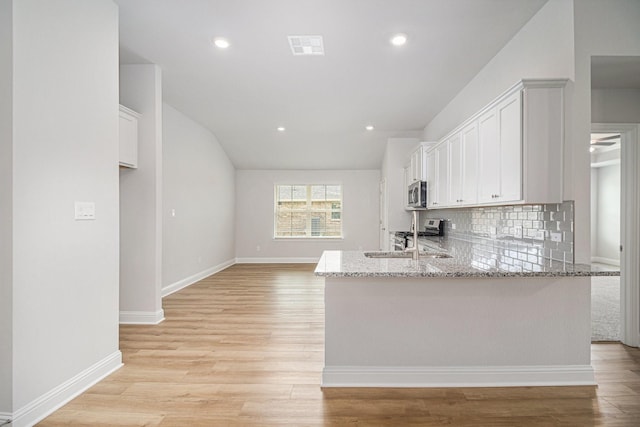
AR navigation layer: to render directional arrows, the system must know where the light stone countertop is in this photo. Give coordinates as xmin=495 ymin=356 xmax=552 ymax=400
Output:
xmin=314 ymin=236 xmax=620 ymax=278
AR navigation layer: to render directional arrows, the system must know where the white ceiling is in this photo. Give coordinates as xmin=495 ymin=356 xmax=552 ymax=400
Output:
xmin=115 ymin=0 xmax=547 ymax=170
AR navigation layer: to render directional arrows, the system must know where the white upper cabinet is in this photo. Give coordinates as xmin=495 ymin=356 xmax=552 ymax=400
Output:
xmin=408 ymin=142 xmax=435 ymax=183
xmin=425 ymin=142 xmax=448 ymax=208
xmin=450 ymin=122 xmax=479 ymax=206
xmin=448 ymin=132 xmax=463 ymax=205
xmin=478 ymin=90 xmax=522 ymax=204
xmin=435 ymin=142 xmax=449 ymax=207
xmin=460 ymin=121 xmax=478 ymax=205
xmin=428 ymin=79 xmax=566 ymax=209
xmin=426 ymin=149 xmax=437 ymax=208
xmin=119 ymin=105 xmax=140 ymax=168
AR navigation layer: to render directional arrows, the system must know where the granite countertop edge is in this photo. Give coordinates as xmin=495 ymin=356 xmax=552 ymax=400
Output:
xmin=314 ymin=245 xmax=620 ymax=278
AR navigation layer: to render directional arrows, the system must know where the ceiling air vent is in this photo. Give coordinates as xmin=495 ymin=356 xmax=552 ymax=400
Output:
xmin=287 ymin=35 xmax=324 ymax=56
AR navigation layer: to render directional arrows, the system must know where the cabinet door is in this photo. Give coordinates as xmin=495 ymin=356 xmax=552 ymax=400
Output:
xmin=461 ymin=121 xmax=478 ymax=205
xmin=478 ymin=108 xmax=499 ymax=203
xmin=119 ymin=108 xmax=138 ymax=168
xmin=426 ymin=150 xmax=437 ymax=208
xmin=435 ymin=143 xmax=449 ymax=207
xmin=448 ymin=133 xmax=463 ymax=205
xmin=497 ymin=91 xmax=522 ymax=202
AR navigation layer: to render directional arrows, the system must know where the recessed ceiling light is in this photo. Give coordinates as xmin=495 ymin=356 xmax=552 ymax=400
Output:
xmin=365 ymin=125 xmax=374 ymax=131
xmin=390 ymin=33 xmax=407 ymax=46
xmin=213 ymin=37 xmax=230 ymax=49
xmin=277 ymin=126 xmax=286 ymax=132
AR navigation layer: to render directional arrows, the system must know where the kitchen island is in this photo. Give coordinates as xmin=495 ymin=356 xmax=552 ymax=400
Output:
xmin=315 ymin=239 xmax=618 ymax=388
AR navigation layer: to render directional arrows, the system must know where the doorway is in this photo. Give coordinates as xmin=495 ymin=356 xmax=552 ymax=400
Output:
xmin=590 ymin=56 xmax=640 ymax=347
xmin=590 ymin=132 xmax=621 ymax=341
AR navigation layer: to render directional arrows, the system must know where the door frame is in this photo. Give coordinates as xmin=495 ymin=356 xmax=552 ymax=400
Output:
xmin=592 ymin=122 xmax=640 ymax=347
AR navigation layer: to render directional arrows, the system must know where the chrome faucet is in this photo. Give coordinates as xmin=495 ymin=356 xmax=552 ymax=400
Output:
xmin=405 ymin=210 xmax=420 ymax=261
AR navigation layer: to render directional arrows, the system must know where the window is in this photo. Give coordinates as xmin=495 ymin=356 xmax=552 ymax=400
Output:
xmin=274 ymin=184 xmax=342 ymax=238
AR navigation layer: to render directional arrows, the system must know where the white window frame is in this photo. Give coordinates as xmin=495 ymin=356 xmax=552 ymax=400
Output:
xmin=273 ymin=184 xmax=343 ymax=239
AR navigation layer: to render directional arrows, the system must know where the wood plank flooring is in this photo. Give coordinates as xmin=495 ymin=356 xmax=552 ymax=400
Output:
xmin=39 ymin=264 xmax=640 ymax=426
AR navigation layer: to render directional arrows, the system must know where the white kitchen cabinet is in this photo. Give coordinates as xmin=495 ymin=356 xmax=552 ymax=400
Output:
xmin=409 ymin=146 xmax=424 ymax=183
xmin=408 ymin=142 xmax=436 ymax=183
xmin=461 ymin=121 xmax=479 ymax=204
xmin=448 ymin=132 xmax=462 ymax=205
xmin=448 ymin=122 xmax=479 ymax=206
xmin=119 ymin=105 xmax=140 ymax=168
xmin=435 ymin=142 xmax=449 ymax=207
xmin=426 ymin=150 xmax=437 ymax=208
xmin=478 ymin=90 xmax=522 ymax=204
xmin=430 ymin=79 xmax=566 ymax=209
xmin=425 ymin=142 xmax=448 ymax=208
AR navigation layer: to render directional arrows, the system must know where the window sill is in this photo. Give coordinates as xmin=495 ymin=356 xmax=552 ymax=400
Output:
xmin=273 ymin=236 xmax=344 ymax=241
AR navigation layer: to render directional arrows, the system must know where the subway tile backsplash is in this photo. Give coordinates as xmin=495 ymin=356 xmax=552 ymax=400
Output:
xmin=423 ymin=201 xmax=575 ymax=263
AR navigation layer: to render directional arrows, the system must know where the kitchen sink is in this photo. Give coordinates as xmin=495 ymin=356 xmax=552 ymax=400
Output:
xmin=364 ymin=251 xmax=452 ymax=259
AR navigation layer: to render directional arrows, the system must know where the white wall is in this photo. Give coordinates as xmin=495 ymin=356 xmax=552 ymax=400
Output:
xmin=10 ymin=0 xmax=120 ymax=421
xmin=572 ymin=0 xmax=640 ymax=264
xmin=162 ymin=103 xmax=236 ymax=294
xmin=592 ymin=163 xmax=621 ymax=264
xmin=592 ymin=89 xmax=640 ymax=123
xmin=423 ymin=0 xmax=575 ymax=142
xmin=119 ymin=64 xmax=164 ymax=323
xmin=0 ymin=0 xmax=12 ymax=416
xmin=381 ymin=138 xmax=418 ymax=234
xmin=236 ymin=170 xmax=380 ymax=260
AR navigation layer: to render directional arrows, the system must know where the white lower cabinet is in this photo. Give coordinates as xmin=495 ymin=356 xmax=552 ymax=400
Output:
xmin=119 ymin=105 xmax=140 ymax=168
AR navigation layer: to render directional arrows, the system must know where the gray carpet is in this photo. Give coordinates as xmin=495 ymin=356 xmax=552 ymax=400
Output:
xmin=591 ymin=275 xmax=620 ymax=341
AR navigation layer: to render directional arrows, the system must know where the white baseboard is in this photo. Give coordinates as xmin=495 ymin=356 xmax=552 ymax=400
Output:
xmin=591 ymin=256 xmax=620 ymax=267
xmin=0 ymin=412 xmax=11 ymax=424
xmin=322 ymin=365 xmax=596 ymax=388
xmin=119 ymin=309 xmax=165 ymax=325
xmin=161 ymin=258 xmax=235 ymax=297
xmin=10 ymin=351 xmax=122 ymax=427
xmin=235 ymin=257 xmax=319 ymax=264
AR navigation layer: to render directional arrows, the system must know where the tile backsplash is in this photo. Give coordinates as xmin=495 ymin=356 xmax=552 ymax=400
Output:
xmin=423 ymin=201 xmax=575 ymax=263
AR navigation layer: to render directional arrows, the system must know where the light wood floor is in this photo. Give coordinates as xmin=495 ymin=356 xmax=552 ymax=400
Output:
xmin=40 ymin=264 xmax=640 ymax=426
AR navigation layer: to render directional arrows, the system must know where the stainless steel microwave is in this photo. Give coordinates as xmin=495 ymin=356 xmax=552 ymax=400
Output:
xmin=407 ymin=181 xmax=427 ymax=209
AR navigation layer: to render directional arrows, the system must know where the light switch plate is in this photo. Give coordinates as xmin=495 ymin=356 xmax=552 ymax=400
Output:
xmin=75 ymin=202 xmax=95 ymax=220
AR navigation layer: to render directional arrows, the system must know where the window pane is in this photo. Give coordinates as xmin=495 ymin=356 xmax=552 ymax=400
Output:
xmin=326 ymin=185 xmax=341 ymax=200
xmin=292 ymin=185 xmax=306 ymax=200
xmin=278 ymin=185 xmax=292 ymax=201
xmin=274 ymin=184 xmax=342 ymax=238
xmin=311 ymin=185 xmax=326 ymax=200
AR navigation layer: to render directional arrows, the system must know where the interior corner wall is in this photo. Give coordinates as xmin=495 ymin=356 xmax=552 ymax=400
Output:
xmin=119 ymin=64 xmax=164 ymax=322
xmin=162 ymin=103 xmax=235 ymax=292
xmin=0 ymin=0 xmax=13 ymax=415
xmin=11 ymin=0 xmax=120 ymax=418
xmin=235 ymin=170 xmax=380 ymax=260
